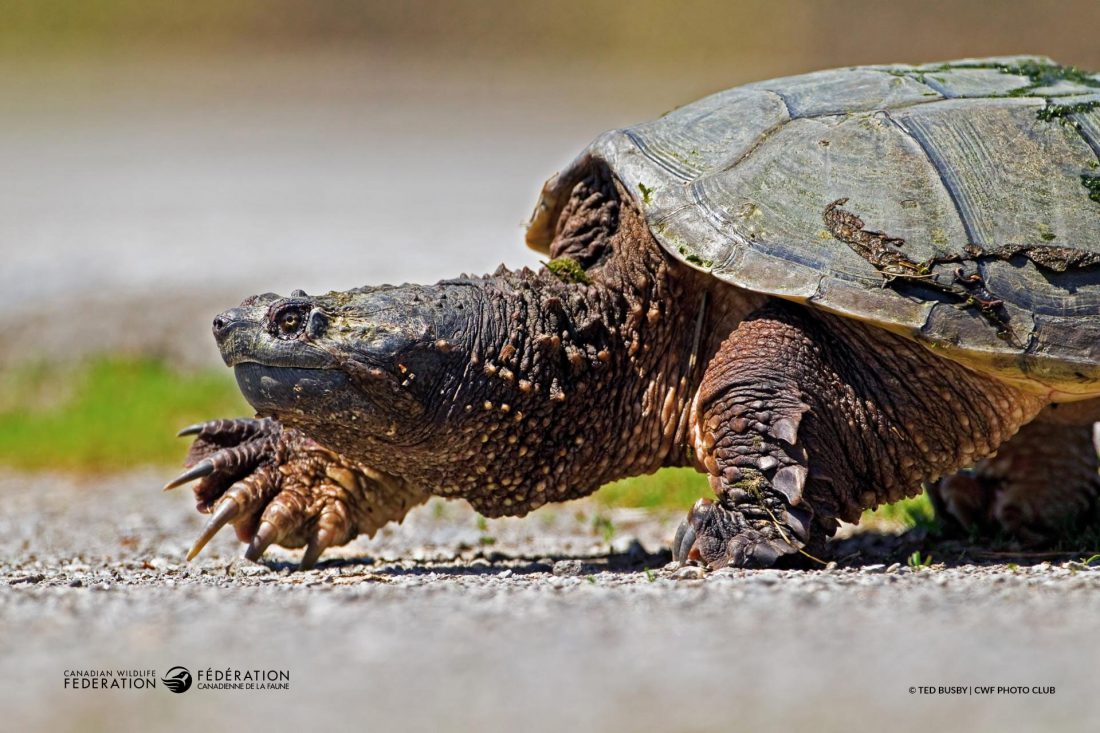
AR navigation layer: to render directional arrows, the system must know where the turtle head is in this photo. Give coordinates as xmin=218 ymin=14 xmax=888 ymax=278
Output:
xmin=213 ymin=283 xmax=476 ymax=457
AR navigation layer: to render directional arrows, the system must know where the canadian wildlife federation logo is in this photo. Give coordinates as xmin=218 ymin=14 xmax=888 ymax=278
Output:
xmin=161 ymin=666 xmax=193 ymax=694
xmin=64 ymin=665 xmax=289 ymax=692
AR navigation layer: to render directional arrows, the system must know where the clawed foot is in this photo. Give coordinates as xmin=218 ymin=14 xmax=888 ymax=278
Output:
xmin=672 ymin=498 xmax=814 ymax=569
xmin=164 ymin=418 xmax=415 ymax=569
xmin=931 ymin=420 xmax=1100 ymax=545
xmin=933 ymin=470 xmax=1096 ymax=545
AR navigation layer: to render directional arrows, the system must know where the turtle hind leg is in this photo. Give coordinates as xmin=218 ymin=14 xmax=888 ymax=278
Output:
xmin=931 ymin=417 xmax=1100 ymax=545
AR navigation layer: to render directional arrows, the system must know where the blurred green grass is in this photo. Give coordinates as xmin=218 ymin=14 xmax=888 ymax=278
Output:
xmin=0 ymin=357 xmax=933 ymax=523
xmin=863 ymin=492 xmax=937 ymax=530
xmin=597 ymin=468 xmax=709 ymax=510
xmin=599 ymin=465 xmax=936 ymax=529
xmin=0 ymin=357 xmax=249 ymax=472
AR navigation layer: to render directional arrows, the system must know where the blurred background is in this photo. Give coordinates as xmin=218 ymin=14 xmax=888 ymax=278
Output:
xmin=2 ymin=0 xmax=1099 ymax=493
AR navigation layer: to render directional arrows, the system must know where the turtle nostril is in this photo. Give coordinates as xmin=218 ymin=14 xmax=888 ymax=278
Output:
xmin=212 ymin=314 xmax=231 ymax=339
xmin=213 ymin=306 xmax=256 ymax=342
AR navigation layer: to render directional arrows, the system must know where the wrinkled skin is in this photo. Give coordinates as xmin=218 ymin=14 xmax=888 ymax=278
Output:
xmin=167 ymin=163 xmax=1100 ymax=569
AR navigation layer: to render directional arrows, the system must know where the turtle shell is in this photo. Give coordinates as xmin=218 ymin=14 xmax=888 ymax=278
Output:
xmin=527 ymin=57 xmax=1100 ymax=398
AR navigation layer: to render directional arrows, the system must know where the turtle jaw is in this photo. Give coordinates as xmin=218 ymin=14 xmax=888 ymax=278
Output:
xmin=230 ymin=360 xmax=401 ymax=457
xmin=233 ymin=362 xmax=351 ymax=417
xmin=229 ymin=354 xmax=428 ymax=460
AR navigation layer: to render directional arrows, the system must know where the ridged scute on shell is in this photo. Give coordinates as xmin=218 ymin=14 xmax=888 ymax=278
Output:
xmin=527 ymin=57 xmax=1100 ymax=397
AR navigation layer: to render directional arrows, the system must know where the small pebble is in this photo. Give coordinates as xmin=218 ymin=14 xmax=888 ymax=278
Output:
xmin=553 ymin=560 xmax=584 ymax=577
xmin=228 ymin=559 xmax=271 ymax=576
xmin=671 ymin=565 xmax=705 ymax=581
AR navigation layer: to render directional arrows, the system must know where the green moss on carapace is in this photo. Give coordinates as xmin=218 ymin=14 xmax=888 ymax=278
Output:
xmin=1037 ymin=99 xmax=1100 ymax=122
xmin=677 ymin=245 xmax=713 ymax=269
xmin=1001 ymin=59 xmax=1100 ymax=90
xmin=889 ymin=59 xmax=1100 ymax=101
xmin=1082 ymin=174 xmax=1100 ymax=203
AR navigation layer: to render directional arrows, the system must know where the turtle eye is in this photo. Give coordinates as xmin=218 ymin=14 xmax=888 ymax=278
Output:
xmin=279 ymin=311 xmax=301 ymax=334
xmin=271 ymin=303 xmax=308 ymax=339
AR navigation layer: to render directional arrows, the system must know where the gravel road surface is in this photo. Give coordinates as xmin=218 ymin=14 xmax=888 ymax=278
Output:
xmin=3 ymin=471 xmax=1099 ymax=732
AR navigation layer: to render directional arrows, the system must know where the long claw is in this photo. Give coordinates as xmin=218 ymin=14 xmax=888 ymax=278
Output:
xmin=672 ymin=518 xmax=688 ymax=562
xmin=176 ymin=423 xmax=206 ymax=437
xmin=244 ymin=521 xmax=279 ymax=563
xmin=163 ymin=459 xmax=215 ymax=491
xmin=299 ymin=528 xmax=334 ymax=570
xmin=672 ymin=519 xmax=697 ymax=564
xmin=186 ymin=499 xmax=241 ymax=561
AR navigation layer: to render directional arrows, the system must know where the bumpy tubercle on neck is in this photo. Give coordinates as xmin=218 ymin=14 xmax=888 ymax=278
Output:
xmin=397 ymin=252 xmax=714 ymax=517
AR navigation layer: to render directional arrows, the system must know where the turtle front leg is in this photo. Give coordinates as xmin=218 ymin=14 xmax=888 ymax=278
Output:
xmin=673 ymin=305 xmax=823 ymax=568
xmin=674 ymin=301 xmax=1045 ymax=569
xmin=164 ymin=418 xmax=428 ymax=569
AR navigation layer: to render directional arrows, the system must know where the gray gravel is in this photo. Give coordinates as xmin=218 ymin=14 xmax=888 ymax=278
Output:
xmin=3 ymin=471 xmax=1099 ymax=732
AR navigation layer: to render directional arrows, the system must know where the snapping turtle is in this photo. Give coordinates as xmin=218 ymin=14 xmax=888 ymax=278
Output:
xmin=167 ymin=56 xmax=1100 ymax=569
